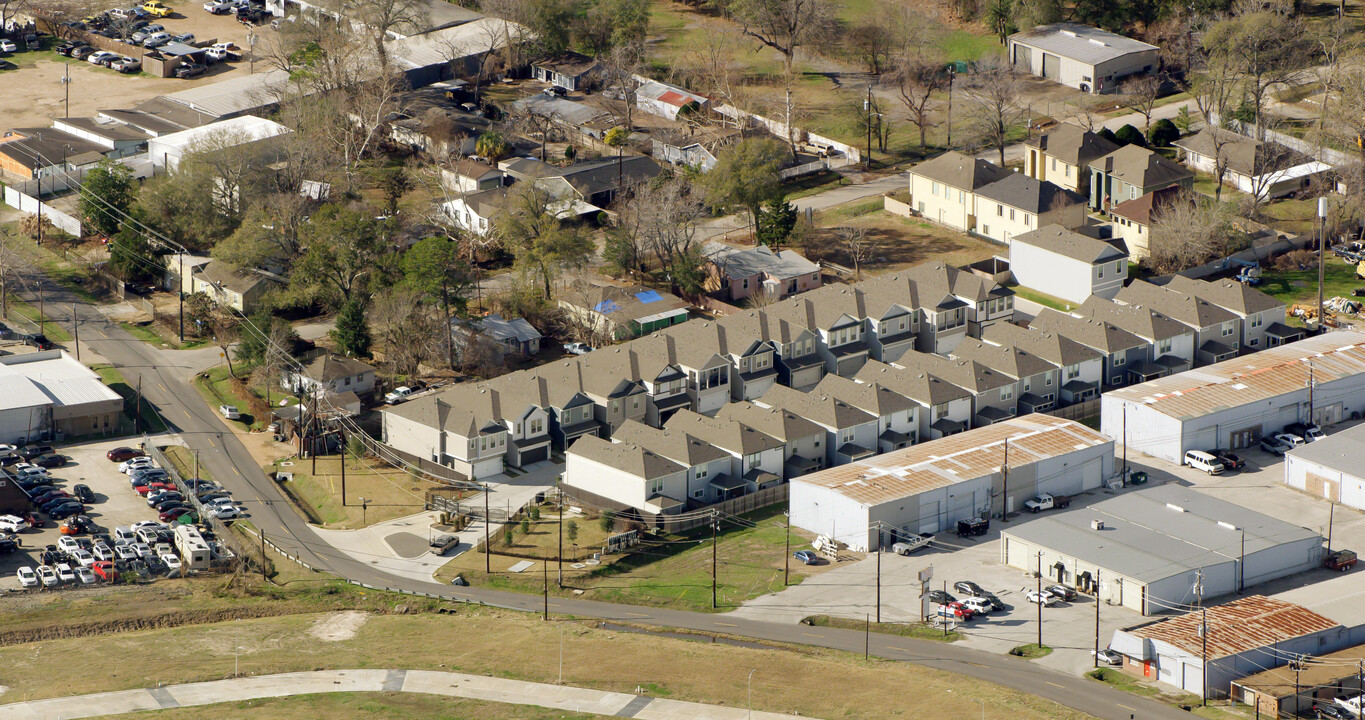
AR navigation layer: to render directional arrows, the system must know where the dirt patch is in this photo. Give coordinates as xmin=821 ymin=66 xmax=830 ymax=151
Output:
xmin=308 ymin=611 xmax=369 ymax=642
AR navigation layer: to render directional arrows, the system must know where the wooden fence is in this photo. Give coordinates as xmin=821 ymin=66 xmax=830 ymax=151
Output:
xmin=1045 ymin=398 xmax=1100 ymax=423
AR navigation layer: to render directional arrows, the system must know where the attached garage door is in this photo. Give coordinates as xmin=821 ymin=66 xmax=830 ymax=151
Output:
xmin=1042 ymin=53 xmax=1060 ymax=80
xmin=520 ymin=446 xmax=549 ymax=466
xmin=1004 ymin=536 xmax=1031 ymax=568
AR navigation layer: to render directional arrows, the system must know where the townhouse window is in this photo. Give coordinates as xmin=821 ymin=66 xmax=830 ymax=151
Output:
xmin=898 ymin=318 xmax=907 ymax=331
xmin=1001 ymin=387 xmax=1014 ymax=401
xmin=935 ymin=405 xmax=948 ymax=419
xmin=1115 ymin=261 xmax=1124 ymax=273
xmin=694 ymin=489 xmax=705 ymax=498
xmin=1251 ymin=315 xmax=1263 ymax=328
xmin=480 ymin=436 xmax=487 ymax=451
xmin=1045 ymin=375 xmax=1053 ymax=386
xmin=917 ymin=202 xmax=925 ymax=213
xmin=982 ymin=224 xmax=990 ymax=236
xmin=1023 ymin=380 xmax=1030 ymax=392
xmin=697 ymin=467 xmax=709 ymax=480
xmin=632 ymin=397 xmax=640 ymax=410
xmin=1110 ymin=375 xmax=1121 ymax=384
xmin=611 ymin=400 xmax=620 ymax=412
xmin=959 ymin=190 xmax=965 ymax=203
xmin=997 ymin=204 xmax=1003 ymax=217
xmin=814 ymin=438 xmax=820 ymax=447
xmin=1129 ymin=187 xmax=1137 ymax=199
xmin=1065 ymin=165 xmax=1071 ymax=178
xmin=1066 ymin=364 xmax=1079 ymax=379
xmin=1024 ymin=214 xmax=1031 ymax=227
xmin=516 ymin=422 xmax=523 ymax=434
xmin=1009 ymin=208 xmax=1015 ymax=221
xmin=1222 ymin=323 xmax=1235 ymax=337
xmin=1250 ymin=338 xmax=1260 ymax=346
xmin=1113 ymin=355 xmax=1124 ymax=367
xmin=531 ymin=418 xmax=543 ymax=434
xmin=649 ymin=478 xmax=664 ymax=495
xmin=1158 ymin=338 xmax=1172 ymax=354
xmin=745 ymin=452 xmax=761 ymax=469
xmin=468 ymin=440 xmax=476 ymax=454
xmin=1051 ymin=158 xmax=1057 ymax=171
xmin=805 ymin=339 xmax=814 ymax=354
xmin=840 ymin=428 xmax=855 ymax=444
xmin=1098 ymin=266 xmax=1104 ymax=279
xmin=931 ymin=181 xmax=939 ymax=196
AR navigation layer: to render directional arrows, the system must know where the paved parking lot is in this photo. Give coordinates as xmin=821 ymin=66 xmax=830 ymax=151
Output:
xmin=1 ymin=437 xmax=176 ymax=591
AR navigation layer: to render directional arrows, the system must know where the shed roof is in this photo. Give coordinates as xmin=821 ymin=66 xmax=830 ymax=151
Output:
xmin=1125 ymin=595 xmax=1339 ymax=660
xmin=791 ymin=414 xmax=1109 ymax=506
xmin=1008 ymin=23 xmax=1158 ymax=65
xmin=1104 ymin=330 xmax=1365 ymax=420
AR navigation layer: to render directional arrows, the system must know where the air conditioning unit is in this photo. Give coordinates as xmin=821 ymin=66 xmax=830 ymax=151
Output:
xmin=1091 ymin=519 xmax=1105 ymax=530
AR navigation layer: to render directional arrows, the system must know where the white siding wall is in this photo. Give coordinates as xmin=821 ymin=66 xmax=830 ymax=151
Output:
xmin=1010 ymin=244 xmax=1101 ymax=306
xmin=564 ymin=453 xmax=649 ymax=509
xmin=789 ymin=480 xmax=870 ymax=550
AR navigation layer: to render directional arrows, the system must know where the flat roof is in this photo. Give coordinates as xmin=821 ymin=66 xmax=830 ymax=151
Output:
xmin=1286 ymin=421 xmax=1365 ymax=475
xmin=791 ymin=414 xmax=1110 ymax=507
xmin=1002 ymin=484 xmax=1323 ymax=585
xmin=1103 ymin=330 xmax=1365 ymax=421
xmin=0 ymin=351 xmax=122 ymax=409
xmin=1273 ymin=569 xmax=1365 ymax=630
xmin=150 ymin=115 xmax=291 ymax=153
xmin=1126 ymin=595 xmax=1339 ymax=661
xmin=158 ymin=69 xmax=296 ymax=119
xmin=1009 ymin=23 xmax=1158 ymax=65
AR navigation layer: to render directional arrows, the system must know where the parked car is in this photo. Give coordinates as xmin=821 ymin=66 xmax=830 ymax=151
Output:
xmin=161 ymin=553 xmax=183 ymax=573
xmin=121 ymin=457 xmax=155 ymax=473
xmin=58 ymin=536 xmax=80 ymax=554
xmin=107 ymin=446 xmax=143 ymax=462
xmin=15 ymin=566 xmax=38 ymax=588
xmin=0 ymin=515 xmax=27 ymax=533
xmin=142 ymin=0 xmax=171 ymax=15
xmin=1093 ymin=648 xmax=1123 ymax=666
xmin=203 ymin=0 xmax=234 ymax=11
xmin=111 ymin=55 xmax=141 ymax=72
xmin=130 ymin=23 xmax=163 ymax=42
xmin=935 ymin=601 xmax=974 ymax=620
xmin=72 ymin=484 xmax=95 ymax=503
xmin=384 ymin=387 xmax=413 ymax=404
xmin=56 ymin=41 xmax=90 ymax=56
xmin=954 ymin=580 xmax=986 ymax=597
xmin=172 ymin=61 xmax=205 ymax=78
xmin=1315 ymin=703 xmax=1355 ymax=720
xmin=1260 ymin=435 xmax=1293 ymax=455
xmin=1025 ymin=590 xmax=1059 ymax=606
xmin=71 ymin=45 xmax=98 ymax=59
xmin=170 ymin=31 xmax=194 ymax=43
xmin=1045 ymin=584 xmax=1076 ymax=601
xmin=1276 ymin=432 xmax=1307 ymax=449
xmin=20 ymin=444 xmax=53 ymax=459
xmin=87 ymin=49 xmax=119 ymax=65
xmin=92 ymin=543 xmax=114 ymax=561
xmin=54 ymin=563 xmax=76 ymax=583
xmin=928 ymin=589 xmax=956 ymax=605
xmin=141 ymin=31 xmax=170 ymax=46
xmin=237 ymin=7 xmax=268 ymax=22
xmin=160 ymin=507 xmax=195 ymax=522
xmin=74 ymin=566 xmax=96 ymax=585
xmin=48 ymin=503 xmax=85 ymax=520
xmin=1206 ymin=449 xmax=1245 ymax=470
xmin=37 ymin=564 xmax=59 ymax=587
xmin=960 ymin=597 xmax=992 ymax=615
xmin=208 ymin=505 xmax=240 ymax=520
xmin=219 ymin=404 xmax=240 ymax=419
xmin=1286 ymin=422 xmax=1325 ymax=443
xmin=91 ymin=560 xmax=119 ymax=582
xmin=34 ymin=454 xmax=66 ymax=468
xmin=563 ymin=342 xmax=592 ymax=356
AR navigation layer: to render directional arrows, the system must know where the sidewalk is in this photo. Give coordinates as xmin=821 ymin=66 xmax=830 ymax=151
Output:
xmin=0 ymin=668 xmax=817 ymax=720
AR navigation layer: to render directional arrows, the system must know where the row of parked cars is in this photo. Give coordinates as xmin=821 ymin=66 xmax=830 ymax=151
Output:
xmin=1182 ymin=422 xmax=1325 ymax=476
xmin=115 ymin=449 xmax=239 ymax=522
xmin=202 ymin=0 xmax=270 ymax=23
xmin=14 ymin=520 xmax=189 ymax=588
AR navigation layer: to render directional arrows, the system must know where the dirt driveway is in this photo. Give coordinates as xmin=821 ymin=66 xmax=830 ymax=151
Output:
xmin=4 ymin=1 xmax=274 ymax=128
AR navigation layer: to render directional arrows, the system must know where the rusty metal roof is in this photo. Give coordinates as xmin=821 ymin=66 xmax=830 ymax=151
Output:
xmin=1127 ymin=595 xmax=1341 ymax=660
xmin=1233 ymin=641 xmax=1365 ymax=697
xmin=1104 ymin=330 xmax=1365 ymax=420
xmin=790 ymin=413 xmax=1110 ymax=506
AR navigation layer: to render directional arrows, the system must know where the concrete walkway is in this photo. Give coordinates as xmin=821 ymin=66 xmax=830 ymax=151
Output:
xmin=0 ymin=669 xmax=814 ymax=720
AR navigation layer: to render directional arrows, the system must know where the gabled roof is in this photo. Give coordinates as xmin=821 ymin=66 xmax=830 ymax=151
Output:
xmin=1108 ymin=186 xmax=1182 ymax=226
xmin=666 ymin=409 xmax=784 ymax=456
xmin=532 ymin=51 xmax=602 ymax=76
xmin=1090 ymin=145 xmax=1193 ymax=190
xmin=981 ymin=322 xmax=1104 ymax=367
xmin=1115 ymin=279 xmax=1238 ymax=330
xmin=854 ymin=360 xmax=972 ymax=406
xmin=569 ymin=435 xmax=684 ymax=480
xmin=297 ymin=354 xmax=376 ymax=383
xmin=1025 ymin=122 xmax=1120 ymax=166
xmin=951 ymin=338 xmax=1059 ymax=380
xmin=717 ymin=400 xmax=825 ymax=440
xmin=613 ymin=419 xmax=729 ymax=467
xmin=1077 ymin=296 xmax=1190 ymax=342
xmin=814 ymin=373 xmax=916 ymax=418
xmin=198 ymin=261 xmax=283 ymax=295
xmin=974 ymin=173 xmax=1085 ymax=214
xmin=1012 ymin=224 xmax=1128 ymax=264
xmin=1171 ymin=128 xmax=1306 ymax=178
xmin=908 ymin=151 xmax=1011 ymax=192
xmin=757 ymin=384 xmax=877 ymax=431
xmin=1165 ymin=276 xmax=1285 ymax=317
xmin=560 ymin=281 xmax=690 ymax=326
xmin=1124 ymin=595 xmax=1338 ymax=661
xmin=1030 ymin=308 xmax=1148 ymax=353
xmin=704 ymin=243 xmax=819 ymax=281
xmin=474 ymin=313 xmax=542 ymax=344
xmin=913 ymin=353 xmax=1016 ymax=394
xmin=1008 ymin=23 xmax=1157 ymax=65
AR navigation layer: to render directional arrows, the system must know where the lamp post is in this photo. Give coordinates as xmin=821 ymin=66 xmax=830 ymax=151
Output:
xmin=863 ymin=87 xmax=882 ymax=171
xmin=359 ymin=497 xmax=368 ymax=525
xmin=747 ymin=668 xmax=756 ymax=720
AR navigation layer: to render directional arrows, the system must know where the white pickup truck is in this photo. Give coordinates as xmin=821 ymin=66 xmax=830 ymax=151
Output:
xmin=1334 ymin=694 xmax=1363 ymax=717
xmin=1024 ymin=493 xmax=1071 ymax=513
xmin=385 ymin=386 xmax=414 ymax=404
xmin=891 ymin=534 xmax=932 ymax=555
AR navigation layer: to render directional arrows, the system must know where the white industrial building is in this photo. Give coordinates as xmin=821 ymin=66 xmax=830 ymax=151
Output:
xmin=1284 ymin=422 xmax=1365 ymax=510
xmin=0 ymin=351 xmax=124 ymax=443
xmin=1007 ymin=23 xmax=1159 ymax=94
xmin=146 ymin=116 xmax=292 ymax=172
xmin=788 ymin=414 xmax=1114 ymax=552
xmin=1000 ymin=484 xmax=1325 ymax=615
xmin=1101 ymin=331 xmax=1365 ymax=464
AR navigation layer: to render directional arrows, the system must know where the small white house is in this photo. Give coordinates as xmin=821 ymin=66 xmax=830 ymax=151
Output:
xmin=282 ymin=354 xmax=378 ymax=398
xmin=562 ymin=435 xmax=689 ymax=516
xmin=1010 ymin=224 xmax=1128 ymax=304
xmin=1007 ymin=23 xmax=1159 ymax=94
xmin=1171 ymin=129 xmax=1329 ymax=201
xmin=634 ymin=80 xmax=707 ymax=121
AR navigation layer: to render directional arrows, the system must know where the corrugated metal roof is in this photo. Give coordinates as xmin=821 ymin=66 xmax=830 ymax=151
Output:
xmin=1104 ymin=330 xmax=1365 ymax=420
xmin=160 ymin=69 xmax=296 ymax=119
xmin=0 ymin=351 xmax=122 ymax=409
xmin=1127 ymin=595 xmax=1340 ymax=660
xmin=791 ymin=414 xmax=1110 ymax=506
xmin=1009 ymin=23 xmax=1157 ymax=65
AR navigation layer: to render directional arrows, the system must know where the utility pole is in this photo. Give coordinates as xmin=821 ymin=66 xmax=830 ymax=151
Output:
xmin=1318 ymin=197 xmax=1328 ymax=333
xmin=1196 ymin=568 xmax=1207 ymax=707
xmin=310 ymin=394 xmax=318 ymax=474
xmin=557 ymin=484 xmax=564 ymax=587
xmin=875 ymin=523 xmax=882 ymax=624
xmin=71 ymin=304 xmax=79 ymax=362
xmin=711 ymin=509 xmax=719 ymax=609
xmin=864 ymin=85 xmax=874 ymax=171
xmin=135 ymin=376 xmax=142 ymax=434
xmin=1122 ymin=406 xmax=1128 ymax=482
xmin=1292 ymin=656 xmax=1303 ymax=716
xmin=1307 ymin=361 xmax=1316 ymax=426
xmin=864 ymin=613 xmax=870 ymax=660
xmin=38 ymin=283 xmax=44 ymax=333
xmin=946 ymin=68 xmax=955 ymax=147
xmin=260 ymin=529 xmax=268 ymax=581
xmin=178 ymin=251 xmax=185 ymax=343
xmin=1001 ymin=437 xmax=1010 ymax=522
xmin=339 ymin=426 xmax=347 ymax=506
xmin=783 ymin=510 xmax=790 ymax=586
xmin=1036 ymin=551 xmax=1043 ymax=648
xmin=1328 ymin=502 xmax=1336 ymax=556
xmin=1093 ymin=569 xmax=1101 ymax=668
xmin=484 ymin=484 xmax=491 ymax=573
xmin=62 ymin=63 xmax=71 ymax=119
xmin=542 ymin=553 xmax=549 ymax=621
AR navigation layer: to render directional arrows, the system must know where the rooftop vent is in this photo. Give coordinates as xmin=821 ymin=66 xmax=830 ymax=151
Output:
xmin=1091 ymin=519 xmax=1105 ymax=530
xmin=1166 ymin=503 xmax=1186 ymax=513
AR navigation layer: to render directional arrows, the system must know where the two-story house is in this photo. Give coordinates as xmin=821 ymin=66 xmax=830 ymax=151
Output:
xmin=758 ymin=384 xmax=879 ymax=466
xmin=912 ymin=352 xmax=1019 ymax=427
xmin=951 ymin=338 xmax=1061 ymax=414
xmin=1115 ymin=280 xmax=1241 ymax=366
xmin=391 ymin=386 xmax=510 ymax=479
xmin=1088 ymin=144 xmax=1194 ymax=211
xmin=1078 ymin=296 xmax=1195 ymax=381
xmin=907 ymin=151 xmax=1011 ymax=233
xmin=670 ymin=322 xmax=734 ymax=414
xmin=494 ymin=379 xmax=554 ymax=469
xmin=282 ymin=354 xmax=377 ymax=399
xmin=814 ymin=373 xmax=919 ymax=452
xmin=1107 ymin=186 xmax=1181 ymax=260
xmin=625 ymin=334 xmax=694 ymax=426
xmin=1009 ymin=224 xmax=1129 ymax=304
xmin=771 ymin=288 xmax=870 ymax=378
xmin=763 ymin=314 xmax=825 ymax=390
xmin=854 ymin=360 xmax=974 ymax=439
xmin=717 ymin=400 xmax=827 ymax=478
xmin=563 ymin=435 xmax=689 ymax=517
xmin=1029 ymin=309 xmax=1151 ymax=390
xmin=1163 ymin=276 xmax=1297 ymax=353
xmin=981 ymin=322 xmax=1105 ymax=406
xmin=528 ymin=362 xmax=602 ymax=451
xmin=1023 ymin=122 xmax=1120 ymax=194
xmin=857 ymin=273 xmax=921 ymax=364
xmin=972 ymin=172 xmax=1087 ymax=245
xmin=666 ymin=410 xmax=786 ymax=490
xmin=716 ymin=311 xmax=781 ymax=400
xmin=613 ymin=420 xmax=735 ymax=504
xmin=578 ymin=348 xmax=651 ymax=438
xmin=703 ymin=243 xmax=822 ymax=303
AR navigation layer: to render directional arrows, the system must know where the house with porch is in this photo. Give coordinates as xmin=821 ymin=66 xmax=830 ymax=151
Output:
xmin=1023 ymin=122 xmax=1120 ymax=194
xmin=1088 ymin=145 xmax=1193 ymax=211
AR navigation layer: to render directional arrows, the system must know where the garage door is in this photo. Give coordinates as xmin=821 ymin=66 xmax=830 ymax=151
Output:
xmin=1042 ymin=53 xmax=1060 ymax=80
xmin=1004 ymin=536 xmax=1030 ymax=567
xmin=1013 ymin=44 xmax=1031 ymax=71
xmin=520 ymin=446 xmax=549 ymax=466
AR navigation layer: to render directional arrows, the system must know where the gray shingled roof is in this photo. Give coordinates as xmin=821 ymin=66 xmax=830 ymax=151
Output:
xmin=1030 ymin=308 xmax=1147 ymax=353
xmin=909 ymin=151 xmax=1011 ymax=191
xmin=1089 ymin=145 xmax=1193 ymax=190
xmin=981 ymin=322 xmax=1103 ymax=367
xmin=1025 ymin=123 xmax=1120 ymax=166
xmin=951 ymin=338 xmax=1059 ymax=380
xmin=1165 ymin=276 xmax=1284 ymax=316
xmin=568 ymin=435 xmax=684 ymax=479
xmin=1012 ymin=224 xmax=1127 ymax=264
xmin=854 ymin=360 xmax=972 ymax=406
xmin=974 ymin=173 xmax=1085 ymax=214
xmin=1115 ymin=279 xmax=1238 ymax=330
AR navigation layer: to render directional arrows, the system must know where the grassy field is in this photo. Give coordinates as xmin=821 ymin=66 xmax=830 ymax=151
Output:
xmin=191 ymin=364 xmax=266 ymax=432
xmin=435 ymin=505 xmax=826 ymax=612
xmin=805 ymin=614 xmax=961 ymax=642
xmin=272 ymin=455 xmax=445 ymax=529
xmin=1256 ymin=261 xmax=1361 ymax=311
xmin=119 ymin=320 xmax=213 ymax=350
xmin=8 ymin=296 xmax=74 ymax=342
xmin=0 ymin=602 xmax=1093 ymax=720
xmin=802 ymin=199 xmax=1000 ymax=273
xmin=90 ymin=693 xmax=609 ymax=720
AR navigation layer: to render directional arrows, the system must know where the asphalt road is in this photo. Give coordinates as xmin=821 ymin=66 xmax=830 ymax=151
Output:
xmin=10 ymin=253 xmax=1192 ymax=720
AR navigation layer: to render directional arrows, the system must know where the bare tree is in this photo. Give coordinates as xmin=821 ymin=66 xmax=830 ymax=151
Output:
xmin=844 ymin=20 xmax=895 ymax=75
xmin=964 ymin=55 xmax=1024 ymax=166
xmin=371 ymin=286 xmax=443 ymax=376
xmin=325 ymin=0 xmax=429 ymax=72
xmin=1147 ymin=193 xmax=1246 ymax=274
xmin=836 ymin=226 xmax=873 ymax=280
xmin=1119 ymin=75 xmax=1161 ymax=130
xmin=600 ymin=42 xmax=645 ymax=130
xmin=677 ymin=20 xmax=744 ymax=123
xmin=890 ymin=55 xmax=948 ymax=149
xmin=727 ymin=0 xmax=834 ymax=76
xmin=1202 ymin=10 xmax=1308 ymax=141
xmin=617 ymin=176 xmax=706 ymax=275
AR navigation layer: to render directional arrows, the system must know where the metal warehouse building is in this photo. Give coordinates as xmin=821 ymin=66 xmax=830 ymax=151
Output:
xmin=789 ymin=414 xmax=1114 ymax=552
xmin=1000 ymin=484 xmax=1325 ymax=615
xmin=1284 ymin=421 xmax=1365 ymax=511
xmin=1006 ymin=23 xmax=1159 ymax=94
xmin=1100 ymin=331 xmax=1365 ymax=464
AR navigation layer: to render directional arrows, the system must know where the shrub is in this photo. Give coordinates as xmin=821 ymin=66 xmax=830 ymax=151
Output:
xmin=529 ymin=506 xmax=541 ymax=522
xmin=520 ymin=517 xmax=531 ymax=535
xmin=1097 ymin=127 xmax=1120 ymax=145
xmin=1114 ymin=124 xmax=1147 ymax=148
xmin=566 ymin=519 xmax=579 ymax=544
xmin=1147 ymin=119 xmax=1179 ymax=147
xmin=599 ymin=511 xmax=614 ymax=533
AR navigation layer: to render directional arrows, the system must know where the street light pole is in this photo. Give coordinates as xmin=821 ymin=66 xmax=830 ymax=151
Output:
xmin=1318 ymin=197 xmax=1328 ymax=332
xmin=747 ymin=668 xmax=756 ymax=720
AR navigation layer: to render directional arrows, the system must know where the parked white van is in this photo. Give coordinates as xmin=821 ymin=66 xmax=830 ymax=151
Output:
xmin=1183 ymin=450 xmax=1225 ymax=475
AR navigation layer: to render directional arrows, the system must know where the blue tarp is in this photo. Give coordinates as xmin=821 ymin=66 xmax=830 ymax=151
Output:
xmin=593 ymin=300 xmax=622 ymax=314
xmin=634 ymin=290 xmax=662 ymax=304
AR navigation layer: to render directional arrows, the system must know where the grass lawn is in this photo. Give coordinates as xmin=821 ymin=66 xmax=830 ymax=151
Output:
xmin=191 ymin=364 xmax=266 ymax=432
xmin=435 ymin=505 xmax=825 ymax=613
xmin=1085 ymin=668 xmax=1160 ymax=697
xmin=8 ymin=296 xmax=74 ymax=342
xmin=92 ymin=363 xmax=168 ymax=434
xmin=805 ymin=615 xmax=961 ymax=642
xmin=0 ymin=605 xmax=1094 ymax=720
xmin=802 ymin=200 xmax=1000 ymax=274
xmin=1009 ymin=643 xmax=1053 ymax=659
xmin=939 ymin=30 xmax=1002 ymax=62
xmin=1007 ymin=285 xmax=1074 ymax=311
xmin=119 ymin=320 xmax=213 ymax=350
xmin=1256 ymin=261 xmax=1361 ymax=310
xmin=103 ymin=693 xmax=611 ymax=720
xmin=273 ymin=456 xmax=445 ymax=529
xmin=1259 ymin=197 xmax=1321 ymax=236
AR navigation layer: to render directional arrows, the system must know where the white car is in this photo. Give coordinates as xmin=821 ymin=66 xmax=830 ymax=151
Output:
xmin=0 ymin=514 xmax=27 ymax=533
xmin=114 ymin=545 xmax=139 ymax=562
xmin=58 ymin=536 xmax=81 ymax=554
xmin=37 ymin=565 xmax=58 ymax=587
xmin=220 ymin=405 xmax=241 ymax=420
xmin=92 ymin=543 xmax=114 ymax=561
xmin=384 ymin=387 xmax=413 ymax=404
xmin=15 ymin=566 xmax=37 ymax=588
xmin=563 ymin=342 xmax=592 ymax=355
xmin=75 ymin=566 xmax=97 ymax=585
xmin=160 ymin=553 xmax=183 ymax=573
xmin=0 ymin=39 xmax=19 ymax=53
xmin=131 ymin=520 xmax=162 ymax=531
xmin=133 ymin=542 xmax=154 ymax=559
xmin=960 ymin=597 xmax=993 ymax=615
xmin=87 ymin=50 xmax=117 ymax=65
xmin=1275 ymin=433 xmax=1306 ymax=448
xmin=55 ymin=563 xmax=76 ymax=583
xmin=121 ymin=457 xmax=154 ymax=473
xmin=15 ymin=466 xmax=49 ymax=480
xmin=203 ymin=0 xmax=233 ymax=11
xmin=71 ymin=549 xmax=95 ymax=567
xmin=1026 ymin=590 xmax=1060 ymax=606
xmin=208 ymin=505 xmax=240 ymax=520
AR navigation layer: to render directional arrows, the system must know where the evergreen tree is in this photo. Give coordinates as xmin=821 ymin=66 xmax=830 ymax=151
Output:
xmin=329 ymin=299 xmax=372 ymax=358
xmin=755 ymin=197 xmax=799 ymax=247
xmin=80 ymin=160 xmax=136 ymax=238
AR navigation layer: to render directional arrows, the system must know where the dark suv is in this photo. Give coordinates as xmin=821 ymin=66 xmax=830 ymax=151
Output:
xmin=1206 ymin=448 xmax=1245 ymax=470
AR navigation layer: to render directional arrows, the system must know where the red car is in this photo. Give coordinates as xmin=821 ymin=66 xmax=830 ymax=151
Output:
xmin=91 ymin=561 xmax=119 ymax=582
xmin=135 ymin=482 xmax=175 ymax=496
xmin=159 ymin=507 xmax=194 ymax=522
xmin=107 ymin=447 xmax=144 ymax=462
xmin=937 ymin=601 xmax=975 ymax=621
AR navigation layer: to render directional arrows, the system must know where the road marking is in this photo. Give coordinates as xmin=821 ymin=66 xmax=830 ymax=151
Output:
xmin=713 ymin=622 xmax=738 ymax=627
xmin=889 ymin=646 xmax=911 ymax=652
xmin=801 ymin=632 xmax=824 ymax=638
xmin=1045 ymin=681 xmax=1064 ymax=688
xmin=625 ymin=612 xmax=650 ymax=618
xmin=1117 ymin=704 xmax=1136 ymax=712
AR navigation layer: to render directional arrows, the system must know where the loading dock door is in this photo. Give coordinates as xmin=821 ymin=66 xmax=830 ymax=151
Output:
xmin=1042 ymin=53 xmax=1060 ymax=80
xmin=1013 ymin=44 xmax=1031 ymax=71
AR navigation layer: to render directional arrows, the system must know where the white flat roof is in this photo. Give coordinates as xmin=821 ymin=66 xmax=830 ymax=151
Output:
xmin=0 ymin=351 xmax=122 ymax=410
xmin=150 ymin=115 xmax=291 ymax=153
